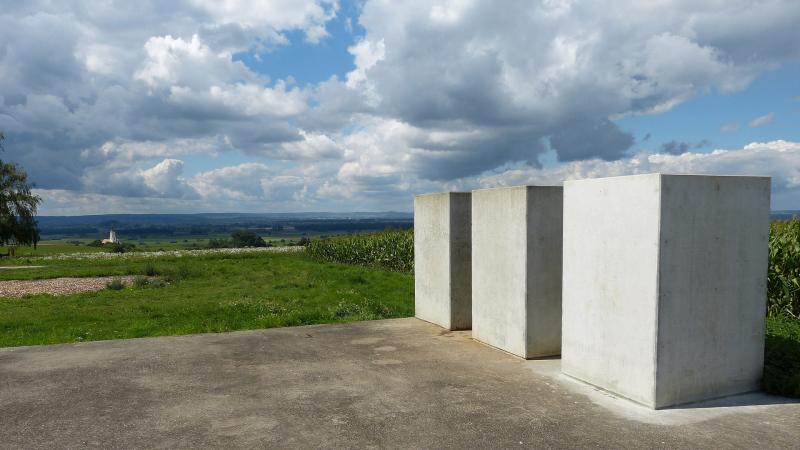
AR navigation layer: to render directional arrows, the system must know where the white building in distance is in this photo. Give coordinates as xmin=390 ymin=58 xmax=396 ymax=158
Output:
xmin=101 ymin=228 xmax=120 ymax=245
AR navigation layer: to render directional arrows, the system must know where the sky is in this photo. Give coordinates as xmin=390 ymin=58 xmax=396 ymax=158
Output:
xmin=1 ymin=0 xmax=799 ymax=215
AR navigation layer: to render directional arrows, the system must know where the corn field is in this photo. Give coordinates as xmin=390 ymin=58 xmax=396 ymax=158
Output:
xmin=306 ymin=230 xmax=414 ymax=272
xmin=768 ymin=219 xmax=800 ymax=319
xmin=305 ymin=220 xmax=799 ymax=319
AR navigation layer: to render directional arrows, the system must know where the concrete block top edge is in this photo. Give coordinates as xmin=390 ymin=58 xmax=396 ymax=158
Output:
xmin=563 ymin=173 xmax=771 ymax=185
xmin=414 ymin=191 xmax=471 ymax=199
xmin=470 ymin=185 xmax=562 ymax=193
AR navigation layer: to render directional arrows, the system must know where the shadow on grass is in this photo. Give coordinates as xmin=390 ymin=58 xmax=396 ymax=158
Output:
xmin=763 ymin=332 xmax=800 ymax=398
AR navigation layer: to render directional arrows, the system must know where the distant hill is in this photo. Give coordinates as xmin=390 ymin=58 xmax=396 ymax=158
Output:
xmin=37 ymin=212 xmax=413 ymax=239
xmin=772 ymin=211 xmax=800 ymax=220
xmin=36 ymin=210 xmax=798 ymax=239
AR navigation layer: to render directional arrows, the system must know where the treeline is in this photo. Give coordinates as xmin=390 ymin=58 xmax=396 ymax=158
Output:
xmin=293 ymin=221 xmax=412 ymax=232
xmin=40 ymin=220 xmax=413 ymax=238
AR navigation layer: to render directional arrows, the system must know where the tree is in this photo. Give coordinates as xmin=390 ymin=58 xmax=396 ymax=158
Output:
xmin=0 ymin=132 xmax=41 ymax=254
xmin=230 ymin=230 xmax=267 ymax=248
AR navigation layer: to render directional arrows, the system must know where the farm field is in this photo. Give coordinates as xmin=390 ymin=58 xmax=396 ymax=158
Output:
xmin=33 ymin=233 xmax=317 ymax=255
xmin=0 ymin=248 xmax=413 ymax=348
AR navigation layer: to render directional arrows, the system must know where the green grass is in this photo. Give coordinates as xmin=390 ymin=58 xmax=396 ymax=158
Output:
xmin=0 ymin=251 xmax=413 ymax=347
xmin=3 ymin=241 xmax=109 ymax=257
xmin=764 ymin=317 xmax=800 ymax=397
xmin=37 ymin=233 xmax=321 ymax=254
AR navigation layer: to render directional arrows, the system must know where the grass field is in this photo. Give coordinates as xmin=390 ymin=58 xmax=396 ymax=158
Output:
xmin=30 ymin=233 xmax=316 ymax=255
xmin=0 ymin=250 xmax=413 ymax=347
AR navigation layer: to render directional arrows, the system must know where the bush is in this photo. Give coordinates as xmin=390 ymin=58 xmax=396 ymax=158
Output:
xmin=230 ymin=230 xmax=267 ymax=248
xmin=764 ymin=317 xmax=800 ymax=397
xmin=161 ymin=264 xmax=193 ymax=282
xmin=306 ymin=230 xmax=413 ymax=272
xmin=206 ymin=238 xmax=230 ymax=249
xmin=148 ymin=278 xmax=167 ymax=288
xmin=143 ymin=262 xmax=159 ymax=276
xmin=133 ymin=276 xmax=166 ymax=289
xmin=110 ymin=242 xmax=136 ymax=253
xmin=105 ymin=279 xmax=125 ymax=290
xmin=768 ymin=220 xmax=800 ymax=319
xmin=132 ymin=276 xmax=150 ymax=288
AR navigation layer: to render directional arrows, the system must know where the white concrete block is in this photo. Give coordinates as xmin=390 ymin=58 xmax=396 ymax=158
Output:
xmin=562 ymin=174 xmax=771 ymax=409
xmin=471 ymin=186 xmax=563 ymax=358
xmin=414 ymin=192 xmax=472 ymax=330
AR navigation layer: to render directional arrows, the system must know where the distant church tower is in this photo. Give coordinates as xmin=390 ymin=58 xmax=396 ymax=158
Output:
xmin=102 ymin=228 xmax=120 ymax=245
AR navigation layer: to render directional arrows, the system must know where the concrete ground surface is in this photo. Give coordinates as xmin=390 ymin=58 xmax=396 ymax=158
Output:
xmin=0 ymin=318 xmax=798 ymax=449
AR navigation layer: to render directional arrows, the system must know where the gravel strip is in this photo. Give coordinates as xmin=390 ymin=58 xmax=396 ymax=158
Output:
xmin=0 ymin=276 xmax=138 ymax=298
xmin=30 ymin=245 xmax=305 ymax=261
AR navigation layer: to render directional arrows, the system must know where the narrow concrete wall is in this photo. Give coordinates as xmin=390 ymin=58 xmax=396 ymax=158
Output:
xmin=562 ymin=174 xmax=770 ymax=409
xmin=414 ymin=192 xmax=472 ymax=330
xmin=471 ymin=186 xmax=562 ymax=358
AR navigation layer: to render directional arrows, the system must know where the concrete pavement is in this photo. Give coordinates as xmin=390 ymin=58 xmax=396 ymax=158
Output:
xmin=1 ymin=318 xmax=798 ymax=449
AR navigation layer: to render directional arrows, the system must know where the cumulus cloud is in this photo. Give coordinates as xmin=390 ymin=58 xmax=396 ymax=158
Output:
xmin=2 ymin=0 xmax=800 ymax=213
xmin=135 ymin=34 xmax=252 ymax=89
xmin=81 ymin=158 xmax=199 ymax=199
xmin=189 ymin=0 xmax=339 ymax=43
xmin=476 ymin=140 xmax=800 ymax=209
xmin=332 ymin=0 xmax=800 ymax=180
xmin=36 ymin=140 xmax=800 ymax=214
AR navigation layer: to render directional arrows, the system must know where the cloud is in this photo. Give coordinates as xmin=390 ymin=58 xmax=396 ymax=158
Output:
xmin=660 ymin=140 xmax=690 ymax=155
xmin=81 ymin=158 xmax=199 ymax=199
xmin=189 ymin=0 xmax=339 ymax=44
xmin=749 ymin=112 xmax=775 ymax=128
xmin=3 ymin=1 xmax=800 ymax=213
xmin=266 ymin=130 xmax=345 ymax=160
xmin=721 ymin=122 xmax=740 ymax=132
xmin=335 ymin=0 xmax=800 ymax=180
xmin=476 ymin=140 xmax=800 ymax=209
xmin=134 ymin=34 xmax=252 ymax=89
xmin=36 ymin=140 xmax=800 ymax=214
xmin=660 ymin=139 xmax=712 ymax=154
xmin=141 ymin=159 xmax=198 ymax=198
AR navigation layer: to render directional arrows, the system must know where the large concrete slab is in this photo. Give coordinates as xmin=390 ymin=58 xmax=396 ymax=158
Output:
xmin=1 ymin=319 xmax=798 ymax=449
xmin=472 ymin=186 xmax=562 ymax=358
xmin=562 ymin=174 xmax=771 ymax=409
xmin=414 ymin=192 xmax=471 ymax=330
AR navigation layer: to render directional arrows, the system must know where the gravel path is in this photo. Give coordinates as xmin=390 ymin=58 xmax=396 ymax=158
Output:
xmin=0 ymin=276 xmax=138 ymax=298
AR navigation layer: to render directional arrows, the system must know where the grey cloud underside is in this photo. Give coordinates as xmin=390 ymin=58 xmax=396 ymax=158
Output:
xmin=1 ymin=0 xmax=800 ymax=211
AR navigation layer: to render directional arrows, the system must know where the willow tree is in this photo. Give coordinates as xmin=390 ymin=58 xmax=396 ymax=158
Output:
xmin=0 ymin=132 xmax=41 ymax=255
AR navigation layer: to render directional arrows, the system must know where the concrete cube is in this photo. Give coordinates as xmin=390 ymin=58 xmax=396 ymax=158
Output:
xmin=471 ymin=186 xmax=563 ymax=358
xmin=562 ymin=174 xmax=770 ymax=409
xmin=414 ymin=192 xmax=472 ymax=330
